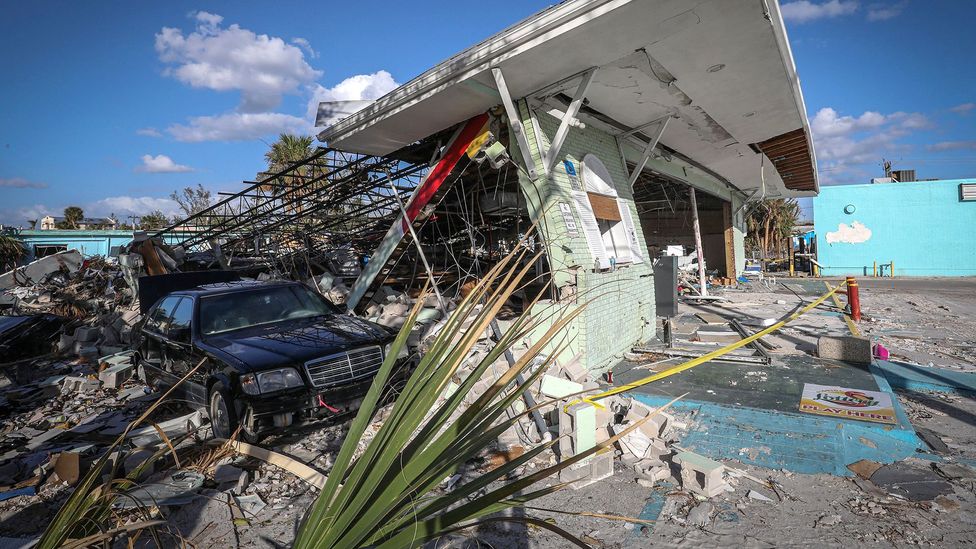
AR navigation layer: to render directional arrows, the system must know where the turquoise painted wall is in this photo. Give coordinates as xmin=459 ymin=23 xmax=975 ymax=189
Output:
xmin=813 ymin=179 xmax=976 ymax=277
xmin=14 ymin=230 xmax=194 ymax=262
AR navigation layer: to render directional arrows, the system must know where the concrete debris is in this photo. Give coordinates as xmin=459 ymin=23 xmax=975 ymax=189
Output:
xmin=817 ymin=335 xmax=872 ymax=365
xmin=116 ymin=470 xmax=205 ymax=509
xmin=686 ymin=501 xmax=714 ymax=527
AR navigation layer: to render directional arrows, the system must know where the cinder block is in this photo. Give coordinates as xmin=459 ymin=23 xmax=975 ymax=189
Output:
xmin=57 ymin=334 xmax=75 ymax=352
xmin=567 ymin=403 xmax=596 ymax=456
xmin=99 ymin=363 xmax=134 ymax=389
xmin=817 ymin=336 xmax=872 ymax=365
xmin=560 ymin=354 xmax=588 ymax=383
xmin=61 ymin=376 xmax=101 ymax=394
xmin=74 ymin=327 xmax=100 ymax=342
xmin=673 ymin=451 xmax=728 ymax=498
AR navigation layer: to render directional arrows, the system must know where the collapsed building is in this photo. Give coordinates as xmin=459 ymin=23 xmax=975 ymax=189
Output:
xmin=157 ymin=0 xmax=818 ymax=373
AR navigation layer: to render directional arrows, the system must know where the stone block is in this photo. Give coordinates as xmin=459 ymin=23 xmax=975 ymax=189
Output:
xmin=673 ymin=451 xmax=728 ymax=498
xmin=817 ymin=335 xmax=872 ymax=365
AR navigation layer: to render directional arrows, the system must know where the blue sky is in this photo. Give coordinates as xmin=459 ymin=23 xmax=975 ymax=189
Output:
xmin=1 ymin=0 xmax=974 ymax=226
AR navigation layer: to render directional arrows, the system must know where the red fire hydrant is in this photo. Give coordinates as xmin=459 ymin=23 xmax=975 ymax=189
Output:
xmin=846 ymin=276 xmax=861 ymax=321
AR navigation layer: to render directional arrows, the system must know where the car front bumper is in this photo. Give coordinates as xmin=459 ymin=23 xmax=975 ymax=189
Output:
xmin=238 ymin=359 xmax=411 ymax=436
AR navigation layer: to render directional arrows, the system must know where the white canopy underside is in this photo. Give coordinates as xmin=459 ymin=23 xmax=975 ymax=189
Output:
xmin=319 ymin=0 xmax=817 ymax=198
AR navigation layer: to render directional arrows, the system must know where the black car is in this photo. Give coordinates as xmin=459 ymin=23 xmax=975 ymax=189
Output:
xmin=136 ymin=280 xmax=409 ymax=440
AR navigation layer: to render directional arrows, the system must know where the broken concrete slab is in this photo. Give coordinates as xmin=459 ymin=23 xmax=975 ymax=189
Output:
xmin=687 ymin=501 xmax=714 ymax=527
xmin=817 ymin=335 xmax=872 ymax=365
xmin=116 ymin=470 xmax=205 ymax=509
xmin=541 ymin=375 xmax=583 ymax=399
xmin=0 ymin=249 xmax=83 ymax=290
xmin=869 ymin=462 xmax=953 ymax=502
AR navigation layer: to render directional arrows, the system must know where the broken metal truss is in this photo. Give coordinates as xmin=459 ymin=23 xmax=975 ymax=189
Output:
xmin=154 ymin=147 xmax=430 ymax=269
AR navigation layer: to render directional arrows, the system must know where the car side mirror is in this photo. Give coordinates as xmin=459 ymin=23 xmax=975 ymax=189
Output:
xmin=167 ymin=327 xmax=191 ymax=343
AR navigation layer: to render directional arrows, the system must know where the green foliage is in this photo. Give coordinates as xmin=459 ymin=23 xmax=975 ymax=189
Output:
xmin=38 ymin=360 xmax=208 ymax=548
xmin=0 ymin=234 xmax=25 ymax=271
xmin=58 ymin=206 xmax=85 ymax=229
xmin=264 ymin=133 xmax=314 ymax=173
xmin=140 ymin=209 xmax=170 ymax=230
xmin=170 ymin=184 xmax=213 ymax=225
xmin=293 ymin=243 xmax=675 ymax=548
xmin=745 ymin=198 xmax=800 ymax=259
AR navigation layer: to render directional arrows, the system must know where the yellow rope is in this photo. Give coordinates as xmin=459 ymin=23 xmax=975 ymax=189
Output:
xmin=570 ymin=280 xmax=849 ymax=409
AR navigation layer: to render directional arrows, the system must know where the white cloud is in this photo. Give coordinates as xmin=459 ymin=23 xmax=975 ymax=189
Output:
xmin=167 ymin=112 xmax=309 ymax=142
xmin=927 ymin=141 xmax=976 ymax=152
xmin=136 ymin=127 xmax=163 ymax=137
xmin=867 ymin=1 xmax=907 ymax=21
xmin=87 ymin=196 xmax=182 ymax=218
xmin=306 ymin=70 xmax=399 ymax=126
xmin=809 ymin=107 xmax=931 ymax=183
xmin=949 ymin=102 xmax=975 ymax=115
xmin=0 ymin=177 xmax=47 ymax=189
xmin=155 ymin=11 xmax=321 ymax=112
xmin=810 ymin=107 xmax=886 ymax=137
xmin=291 ymin=38 xmax=318 ymax=59
xmin=826 ymin=221 xmax=872 ymax=244
xmin=0 ymin=204 xmax=54 ymax=226
xmin=781 ymin=1 xmax=858 ymax=23
xmin=137 ymin=154 xmax=193 ymax=173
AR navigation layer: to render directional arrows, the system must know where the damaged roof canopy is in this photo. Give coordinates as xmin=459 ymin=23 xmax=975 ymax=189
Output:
xmin=319 ymin=0 xmax=818 ymax=197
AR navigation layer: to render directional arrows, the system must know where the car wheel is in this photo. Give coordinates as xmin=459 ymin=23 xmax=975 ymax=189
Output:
xmin=208 ymin=386 xmax=238 ymax=440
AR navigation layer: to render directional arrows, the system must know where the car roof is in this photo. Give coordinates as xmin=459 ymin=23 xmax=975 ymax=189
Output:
xmin=170 ymin=279 xmax=303 ymax=298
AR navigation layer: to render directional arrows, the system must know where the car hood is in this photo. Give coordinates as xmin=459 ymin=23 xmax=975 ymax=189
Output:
xmin=199 ymin=314 xmax=392 ymax=372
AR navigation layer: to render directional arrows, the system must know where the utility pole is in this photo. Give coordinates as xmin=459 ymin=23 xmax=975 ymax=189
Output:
xmin=689 ymin=187 xmax=707 ymax=297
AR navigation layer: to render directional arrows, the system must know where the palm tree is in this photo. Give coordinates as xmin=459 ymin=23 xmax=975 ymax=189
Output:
xmin=264 ymin=134 xmax=314 ymax=173
xmin=62 ymin=206 xmax=85 ymax=229
xmin=264 ymin=134 xmax=316 ymax=214
xmin=745 ymin=198 xmax=800 ymax=260
xmin=0 ymin=234 xmax=25 ymax=271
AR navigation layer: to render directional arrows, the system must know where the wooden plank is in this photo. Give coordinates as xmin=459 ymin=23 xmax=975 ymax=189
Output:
xmin=587 ymin=192 xmax=622 ymax=221
xmin=231 ymin=441 xmax=328 ymax=490
xmin=723 ymin=201 xmax=736 ymax=278
xmin=139 ymin=240 xmax=167 ymax=276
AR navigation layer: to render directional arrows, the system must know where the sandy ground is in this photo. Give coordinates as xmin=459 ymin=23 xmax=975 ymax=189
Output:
xmin=2 ymin=277 xmax=973 ymax=547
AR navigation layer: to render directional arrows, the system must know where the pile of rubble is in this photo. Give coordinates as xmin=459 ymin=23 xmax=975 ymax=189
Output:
xmin=0 ymin=250 xmax=126 ymax=319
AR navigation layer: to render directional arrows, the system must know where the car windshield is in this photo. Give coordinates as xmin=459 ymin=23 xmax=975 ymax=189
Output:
xmin=200 ymin=285 xmax=337 ymax=335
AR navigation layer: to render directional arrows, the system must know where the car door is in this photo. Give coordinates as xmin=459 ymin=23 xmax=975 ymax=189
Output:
xmin=160 ymin=296 xmax=208 ymax=405
xmin=141 ymin=296 xmax=181 ymax=385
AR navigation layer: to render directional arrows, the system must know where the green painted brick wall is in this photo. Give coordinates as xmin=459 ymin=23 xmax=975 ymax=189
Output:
xmin=513 ymin=101 xmax=655 ymax=373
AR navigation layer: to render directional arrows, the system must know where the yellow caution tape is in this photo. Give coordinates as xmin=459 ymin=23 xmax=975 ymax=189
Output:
xmin=568 ymin=280 xmax=849 ymax=409
xmin=825 ymin=281 xmax=861 ymax=337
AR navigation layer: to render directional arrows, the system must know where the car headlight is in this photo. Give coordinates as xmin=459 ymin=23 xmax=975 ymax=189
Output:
xmin=240 ymin=368 xmax=305 ymax=395
xmin=384 ymin=342 xmax=409 ymax=360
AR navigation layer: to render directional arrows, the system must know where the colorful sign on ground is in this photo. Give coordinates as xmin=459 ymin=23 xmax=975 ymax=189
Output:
xmin=799 ymin=383 xmax=897 ymax=424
